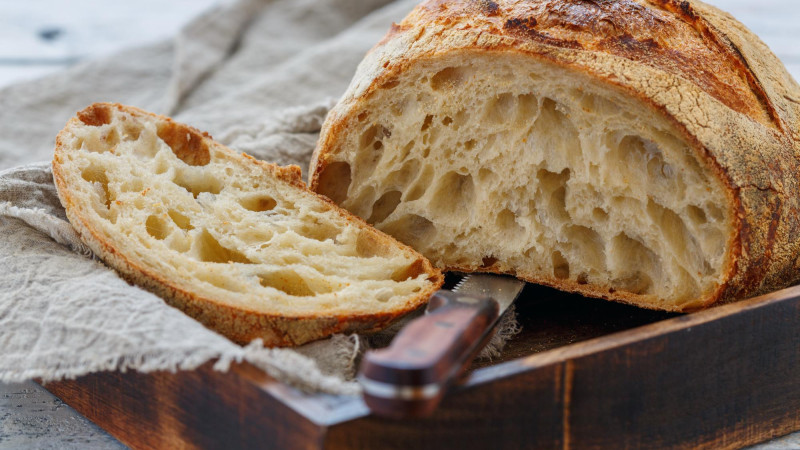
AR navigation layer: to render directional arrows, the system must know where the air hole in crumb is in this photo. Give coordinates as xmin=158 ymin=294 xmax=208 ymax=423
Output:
xmin=485 ymin=134 xmax=498 ymax=150
xmin=360 ymin=125 xmax=379 ymax=149
xmin=196 ymin=229 xmax=253 ymax=264
xmin=382 ymin=214 xmax=435 ymax=246
xmin=516 ymin=93 xmax=539 ymax=122
xmin=154 ymin=157 xmax=170 ymax=175
xmin=612 ymin=271 xmax=653 ymax=295
xmin=355 ymin=126 xmax=386 ymax=177
xmin=123 ymin=124 xmax=141 ymax=141
xmin=577 ymin=273 xmax=589 ymax=284
xmin=551 ymin=186 xmax=568 ymax=220
xmin=610 ymin=233 xmax=659 ymax=294
xmin=485 ymin=93 xmax=516 ymax=124
xmin=552 ymin=251 xmax=570 ymax=279
xmin=398 ymin=140 xmax=416 ymax=161
xmin=478 ymin=167 xmax=494 ymax=182
xmin=168 ymin=209 xmax=193 ymax=230
xmin=376 ymin=290 xmax=393 ymax=302
xmin=481 ymin=256 xmax=499 ymax=268
xmin=647 ymin=153 xmax=673 ymax=182
xmin=565 ymin=225 xmax=605 ymax=270
xmin=392 ymin=259 xmax=426 ymax=282
xmin=442 ymin=116 xmax=453 ymax=126
xmin=421 ymin=115 xmax=434 ymax=131
xmin=368 ymin=190 xmax=402 ymax=224
xmin=614 ymin=135 xmax=670 ymax=187
xmin=357 ymin=112 xmax=368 ymax=122
xmin=675 ymin=265 xmax=701 ymax=299
xmin=496 ymin=208 xmax=523 ymax=236
xmin=537 ymin=168 xmax=570 ymax=220
xmin=316 ymin=161 xmax=351 ymax=204
xmin=348 ymin=186 xmax=376 ymax=219
xmin=430 ymin=171 xmax=474 ymax=216
xmin=647 ymin=199 xmax=691 ymax=253
xmin=104 ymin=128 xmax=120 ymax=147
xmin=405 ymin=165 xmax=434 ymax=202
xmin=242 ymin=229 xmax=274 ymax=245
xmin=297 ymin=220 xmax=340 ymax=242
xmin=173 ymin=171 xmax=222 ymax=199
xmin=451 ymin=110 xmax=468 ymax=129
xmin=145 ymin=215 xmax=169 ymax=240
xmin=258 ymin=271 xmax=315 ymax=296
xmin=239 ymin=195 xmax=277 ymax=212
xmin=592 ymin=207 xmax=609 ymax=221
xmin=536 ymin=167 xmax=570 ymax=191
xmin=706 ymin=203 xmax=724 ymax=221
xmin=81 ymin=165 xmax=112 ymax=211
xmin=687 ymin=205 xmax=708 ymax=225
xmin=431 ymin=66 xmax=466 ymax=91
xmin=532 ymin=98 xmax=583 ymax=168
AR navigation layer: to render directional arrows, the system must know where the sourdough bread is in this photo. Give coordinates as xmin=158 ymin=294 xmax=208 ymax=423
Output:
xmin=52 ymin=103 xmax=443 ymax=346
xmin=310 ymin=0 xmax=800 ymax=312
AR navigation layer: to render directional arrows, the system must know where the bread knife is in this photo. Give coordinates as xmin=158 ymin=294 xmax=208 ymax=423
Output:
xmin=358 ymin=274 xmax=525 ymax=418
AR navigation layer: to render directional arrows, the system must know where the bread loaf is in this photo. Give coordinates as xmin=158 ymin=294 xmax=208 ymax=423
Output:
xmin=52 ymin=103 xmax=443 ymax=346
xmin=310 ymin=0 xmax=800 ymax=312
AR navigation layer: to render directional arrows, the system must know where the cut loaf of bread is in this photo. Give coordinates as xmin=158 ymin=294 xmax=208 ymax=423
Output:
xmin=52 ymin=103 xmax=442 ymax=346
xmin=310 ymin=0 xmax=800 ymax=312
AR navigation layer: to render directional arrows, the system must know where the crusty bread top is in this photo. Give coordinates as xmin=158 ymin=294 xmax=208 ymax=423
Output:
xmin=311 ymin=0 xmax=800 ymax=307
xmin=396 ymin=0 xmax=789 ymax=128
xmin=52 ymin=103 xmax=443 ymax=345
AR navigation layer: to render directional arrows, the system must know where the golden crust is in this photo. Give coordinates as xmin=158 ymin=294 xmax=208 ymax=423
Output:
xmin=310 ymin=0 xmax=800 ymax=311
xmin=52 ymin=103 xmax=443 ymax=347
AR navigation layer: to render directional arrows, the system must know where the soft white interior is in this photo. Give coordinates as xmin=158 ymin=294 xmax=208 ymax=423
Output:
xmin=316 ymin=52 xmax=733 ymax=310
xmin=59 ymin=108 xmax=433 ymax=315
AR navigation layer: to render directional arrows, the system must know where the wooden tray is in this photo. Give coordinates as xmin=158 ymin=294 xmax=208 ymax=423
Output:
xmin=43 ymin=279 xmax=800 ymax=449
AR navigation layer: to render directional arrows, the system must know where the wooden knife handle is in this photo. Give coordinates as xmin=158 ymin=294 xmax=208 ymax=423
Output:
xmin=359 ymin=290 xmax=499 ymax=418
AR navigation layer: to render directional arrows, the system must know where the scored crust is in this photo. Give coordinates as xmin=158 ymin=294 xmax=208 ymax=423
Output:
xmin=309 ymin=0 xmax=800 ymax=311
xmin=52 ymin=103 xmax=443 ymax=346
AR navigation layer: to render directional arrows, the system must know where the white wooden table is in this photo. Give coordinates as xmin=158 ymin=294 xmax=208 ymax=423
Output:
xmin=0 ymin=0 xmax=798 ymax=448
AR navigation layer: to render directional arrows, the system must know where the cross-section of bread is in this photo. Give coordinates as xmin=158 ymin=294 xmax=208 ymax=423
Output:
xmin=310 ymin=0 xmax=800 ymax=312
xmin=52 ymin=103 xmax=442 ymax=346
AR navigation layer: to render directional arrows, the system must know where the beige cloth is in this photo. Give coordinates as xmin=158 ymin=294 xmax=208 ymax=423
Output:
xmin=0 ymin=0 xmax=519 ymax=395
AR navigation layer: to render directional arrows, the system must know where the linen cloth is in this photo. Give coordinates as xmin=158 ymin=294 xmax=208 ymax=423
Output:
xmin=0 ymin=0 xmax=519 ymax=394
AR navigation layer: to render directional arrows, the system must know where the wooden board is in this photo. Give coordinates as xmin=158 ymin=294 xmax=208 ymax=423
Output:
xmin=44 ymin=282 xmax=800 ymax=449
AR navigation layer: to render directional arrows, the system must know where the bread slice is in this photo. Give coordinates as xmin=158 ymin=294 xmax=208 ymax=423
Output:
xmin=52 ymin=103 xmax=443 ymax=346
xmin=310 ymin=0 xmax=800 ymax=312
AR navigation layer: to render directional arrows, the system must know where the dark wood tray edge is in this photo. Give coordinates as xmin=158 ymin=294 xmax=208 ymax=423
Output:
xmin=44 ymin=285 xmax=800 ymax=449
